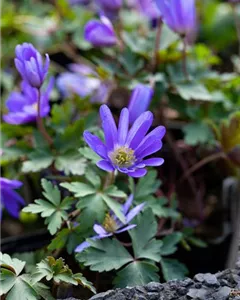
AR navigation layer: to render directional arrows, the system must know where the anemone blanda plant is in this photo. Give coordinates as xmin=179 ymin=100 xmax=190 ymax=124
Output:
xmin=75 ymin=194 xmax=144 ymax=252
xmin=0 ymin=178 xmax=25 ymax=219
xmin=83 ymin=104 xmax=166 ymax=178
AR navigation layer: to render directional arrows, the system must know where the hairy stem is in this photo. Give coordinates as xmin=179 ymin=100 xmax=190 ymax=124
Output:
xmin=152 ymin=18 xmax=163 ymax=71
xmin=182 ymin=37 xmax=189 ymax=80
xmin=36 ymin=89 xmax=53 ymax=146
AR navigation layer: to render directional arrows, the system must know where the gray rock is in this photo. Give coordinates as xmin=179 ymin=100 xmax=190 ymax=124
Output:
xmin=212 ymin=286 xmax=231 ymax=300
xmin=145 ymin=282 xmax=164 ymax=292
xmin=107 ymin=292 xmax=126 ymax=300
xmin=89 ymin=290 xmax=115 ymax=300
xmin=203 ymin=274 xmax=219 ymax=287
xmin=180 ymin=278 xmax=193 ymax=287
xmin=194 ymin=274 xmax=205 ymax=282
xmin=147 ymin=292 xmax=159 ymax=300
xmin=187 ymin=288 xmax=208 ymax=299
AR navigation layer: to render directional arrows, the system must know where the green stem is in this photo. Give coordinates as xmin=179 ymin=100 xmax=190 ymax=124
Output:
xmin=182 ymin=37 xmax=189 ymax=81
xmin=152 ymin=18 xmax=163 ymax=71
xmin=36 ymin=89 xmax=53 ymax=146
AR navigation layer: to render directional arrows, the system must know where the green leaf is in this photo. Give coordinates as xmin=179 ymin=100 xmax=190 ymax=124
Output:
xmin=129 ymin=209 xmax=162 ymax=262
xmin=104 ymin=185 xmax=127 ymax=198
xmin=41 ymin=179 xmax=61 ymax=206
xmin=55 ymin=153 xmax=86 ymax=176
xmin=47 ymin=228 xmax=70 ymax=251
xmin=101 ymin=194 xmax=125 ymax=224
xmin=160 ymin=232 xmax=183 ymax=256
xmin=76 ymin=194 xmax=106 ymax=224
xmin=0 ymin=253 xmax=53 ymax=300
xmin=76 ymin=239 xmax=133 ymax=272
xmin=175 ymin=82 xmax=212 ymax=101
xmin=114 ymin=261 xmax=159 ymax=288
xmin=160 ymin=258 xmax=188 ymax=281
xmin=34 ymin=257 xmax=95 ymax=294
xmin=23 ymin=180 xmax=72 ymax=235
xmin=22 ymin=150 xmax=53 ymax=173
xmin=60 ymin=182 xmax=96 ymax=197
xmin=85 ymin=168 xmax=101 ymax=189
xmin=135 ymin=170 xmax=161 ymax=201
xmin=79 ymin=147 xmax=101 ymax=163
xmin=183 ymin=122 xmax=214 ymax=146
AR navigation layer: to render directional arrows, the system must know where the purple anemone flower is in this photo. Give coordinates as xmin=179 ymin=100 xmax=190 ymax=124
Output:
xmin=84 ymin=16 xmax=117 ymax=47
xmin=83 ymin=104 xmax=166 ymax=178
xmin=0 ymin=178 xmax=25 ymax=219
xmin=3 ymin=79 xmax=53 ymax=125
xmin=56 ymin=72 xmax=100 ymax=98
xmin=15 ymin=43 xmax=50 ymax=88
xmin=155 ymin=0 xmax=196 ymax=38
xmin=137 ymin=0 xmax=161 ymax=19
xmin=128 ymin=84 xmax=154 ymax=125
xmin=75 ymin=194 xmax=144 ymax=252
xmin=99 ymin=0 xmax=122 ymax=11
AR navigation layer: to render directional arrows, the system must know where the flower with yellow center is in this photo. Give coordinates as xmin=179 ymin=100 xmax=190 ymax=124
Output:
xmin=110 ymin=146 xmax=136 ymax=168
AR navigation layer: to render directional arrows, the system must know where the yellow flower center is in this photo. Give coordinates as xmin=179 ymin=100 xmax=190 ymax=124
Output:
xmin=103 ymin=213 xmax=118 ymax=232
xmin=32 ymin=103 xmax=38 ymax=111
xmin=110 ymin=146 xmax=136 ymax=168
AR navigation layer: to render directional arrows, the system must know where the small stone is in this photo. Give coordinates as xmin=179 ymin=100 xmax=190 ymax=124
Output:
xmin=121 ymin=288 xmax=135 ymax=299
xmin=145 ymin=282 xmax=164 ymax=292
xmin=107 ymin=292 xmax=126 ymax=300
xmin=203 ymin=274 xmax=219 ymax=287
xmin=212 ymin=286 xmax=231 ymax=300
xmin=148 ymin=292 xmax=159 ymax=300
xmin=177 ymin=286 xmax=187 ymax=295
xmin=187 ymin=288 xmax=208 ymax=299
xmin=181 ymin=278 xmax=193 ymax=287
xmin=89 ymin=290 xmax=115 ymax=300
xmin=194 ymin=274 xmax=205 ymax=282
xmin=135 ymin=286 xmax=146 ymax=294
xmin=194 ymin=283 xmax=202 ymax=289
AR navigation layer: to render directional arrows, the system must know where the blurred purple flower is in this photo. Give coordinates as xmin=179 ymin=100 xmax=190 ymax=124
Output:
xmin=137 ymin=0 xmax=161 ymax=19
xmin=3 ymin=79 xmax=53 ymax=125
xmin=99 ymin=0 xmax=122 ymax=10
xmin=84 ymin=16 xmax=117 ymax=47
xmin=0 ymin=178 xmax=25 ymax=219
xmin=56 ymin=72 xmax=100 ymax=98
xmin=15 ymin=43 xmax=50 ymax=88
xmin=128 ymin=84 xmax=154 ymax=125
xmin=69 ymin=0 xmax=91 ymax=5
xmin=155 ymin=0 xmax=196 ymax=38
xmin=84 ymin=104 xmax=165 ymax=178
xmin=75 ymin=194 xmax=144 ymax=252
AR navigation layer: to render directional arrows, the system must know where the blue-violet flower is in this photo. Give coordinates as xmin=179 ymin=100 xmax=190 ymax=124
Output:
xmin=15 ymin=43 xmax=50 ymax=88
xmin=83 ymin=104 xmax=166 ymax=178
xmin=155 ymin=0 xmax=196 ymax=38
xmin=75 ymin=194 xmax=144 ymax=252
xmin=84 ymin=16 xmax=117 ymax=47
xmin=0 ymin=178 xmax=25 ymax=219
xmin=128 ymin=84 xmax=154 ymax=125
xmin=3 ymin=79 xmax=53 ymax=125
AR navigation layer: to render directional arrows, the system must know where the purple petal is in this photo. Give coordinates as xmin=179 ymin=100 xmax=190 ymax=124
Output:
xmin=5 ymin=92 xmax=26 ymax=112
xmin=3 ymin=112 xmax=35 ymax=124
xmin=1 ymin=189 xmax=25 ymax=218
xmin=96 ymin=160 xmax=115 ymax=172
xmin=75 ymin=241 xmax=91 ymax=252
xmin=83 ymin=131 xmax=107 ymax=158
xmin=126 ymin=111 xmax=153 ymax=150
xmin=128 ymin=84 xmax=153 ymax=125
xmin=93 ymin=224 xmax=109 ymax=236
xmin=99 ymin=105 xmax=117 ymax=151
xmin=141 ymin=157 xmax=164 ymax=166
xmin=128 ymin=168 xmax=147 ymax=178
xmin=122 ymin=194 xmax=133 ymax=215
xmin=126 ymin=203 xmax=145 ymax=222
xmin=115 ymin=224 xmax=137 ymax=234
xmin=0 ymin=178 xmax=23 ymax=189
xmin=118 ymin=108 xmax=129 ymax=145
